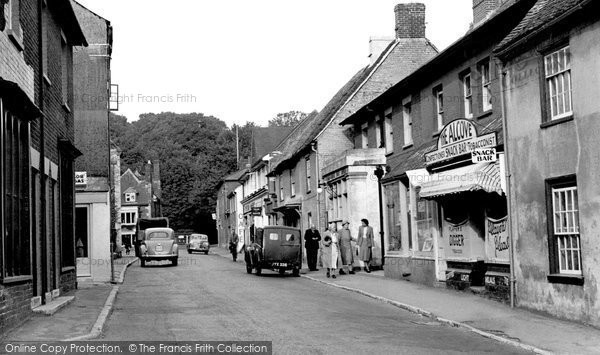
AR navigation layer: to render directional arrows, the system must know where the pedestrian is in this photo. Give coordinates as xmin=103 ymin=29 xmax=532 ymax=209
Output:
xmin=229 ymin=231 xmax=239 ymax=262
xmin=338 ymin=221 xmax=355 ymax=275
xmin=304 ymin=224 xmax=321 ymax=271
xmin=321 ymin=223 xmax=340 ymax=278
xmin=357 ymin=218 xmax=374 ymax=273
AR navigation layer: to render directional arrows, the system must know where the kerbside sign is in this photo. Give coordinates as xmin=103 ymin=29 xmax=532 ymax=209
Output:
xmin=425 ymin=119 xmax=497 ymax=166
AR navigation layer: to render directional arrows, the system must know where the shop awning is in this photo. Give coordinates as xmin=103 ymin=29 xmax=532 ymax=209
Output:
xmin=419 ymin=162 xmax=503 ymax=199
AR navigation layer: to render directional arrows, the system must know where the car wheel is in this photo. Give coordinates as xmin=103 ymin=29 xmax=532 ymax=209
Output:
xmin=246 ymin=264 xmax=252 ymax=274
xmin=204 ymin=251 xmax=209 ymax=255
xmin=172 ymin=258 xmax=178 ymax=266
xmin=279 ymin=269 xmax=286 ymax=275
xmin=293 ymin=268 xmax=300 ymax=277
xmin=255 ymin=267 xmax=262 ymax=276
xmin=187 ymin=250 xmax=192 ymax=254
xmin=140 ymin=259 xmax=146 ymax=267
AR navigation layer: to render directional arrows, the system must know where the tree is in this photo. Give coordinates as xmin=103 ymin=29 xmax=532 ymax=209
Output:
xmin=268 ymin=110 xmax=308 ymax=127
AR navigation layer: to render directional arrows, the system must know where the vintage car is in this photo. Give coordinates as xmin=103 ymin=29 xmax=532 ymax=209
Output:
xmin=135 ymin=217 xmax=169 ymax=257
xmin=139 ymin=227 xmax=178 ymax=267
xmin=187 ymin=234 xmax=210 ymax=254
xmin=244 ymin=226 xmax=302 ymax=276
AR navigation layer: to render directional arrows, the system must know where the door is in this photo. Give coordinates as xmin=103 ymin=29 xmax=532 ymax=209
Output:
xmin=76 ymin=205 xmax=91 ymax=277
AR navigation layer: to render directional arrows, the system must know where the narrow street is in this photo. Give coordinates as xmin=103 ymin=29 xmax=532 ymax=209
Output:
xmin=100 ymin=252 xmax=528 ymax=354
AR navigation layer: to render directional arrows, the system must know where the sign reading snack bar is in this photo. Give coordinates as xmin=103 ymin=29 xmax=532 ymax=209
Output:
xmin=485 ymin=216 xmax=510 ymax=264
xmin=425 ymin=119 xmax=497 ymax=166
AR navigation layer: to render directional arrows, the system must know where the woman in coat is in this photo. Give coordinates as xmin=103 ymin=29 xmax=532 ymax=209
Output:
xmin=321 ymin=223 xmax=340 ymax=278
xmin=338 ymin=221 xmax=355 ymax=275
xmin=357 ymin=218 xmax=374 ymax=273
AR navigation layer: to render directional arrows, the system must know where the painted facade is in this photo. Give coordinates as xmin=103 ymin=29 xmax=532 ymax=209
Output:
xmin=495 ymin=0 xmax=600 ymax=326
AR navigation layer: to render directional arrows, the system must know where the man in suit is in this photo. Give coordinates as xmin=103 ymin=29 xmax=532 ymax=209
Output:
xmin=357 ymin=218 xmax=374 ymax=273
xmin=304 ymin=225 xmax=321 ymax=271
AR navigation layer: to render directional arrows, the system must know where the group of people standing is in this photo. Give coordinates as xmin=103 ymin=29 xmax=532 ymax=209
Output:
xmin=304 ymin=219 xmax=374 ymax=278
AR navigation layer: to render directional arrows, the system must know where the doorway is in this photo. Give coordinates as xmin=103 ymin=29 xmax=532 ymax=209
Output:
xmin=75 ymin=206 xmax=91 ymax=277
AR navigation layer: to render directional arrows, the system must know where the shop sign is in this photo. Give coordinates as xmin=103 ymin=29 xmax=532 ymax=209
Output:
xmin=471 ymin=148 xmax=497 ymax=163
xmin=75 ymin=171 xmax=87 ymax=185
xmin=251 ymin=207 xmax=262 ymax=216
xmin=485 ymin=216 xmax=510 ymax=264
xmin=425 ymin=119 xmax=497 ymax=166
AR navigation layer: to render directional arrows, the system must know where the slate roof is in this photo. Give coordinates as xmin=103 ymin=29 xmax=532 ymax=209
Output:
xmin=495 ymin=0 xmax=591 ymax=56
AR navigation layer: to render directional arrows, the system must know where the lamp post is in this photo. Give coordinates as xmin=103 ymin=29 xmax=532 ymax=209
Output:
xmin=374 ymin=165 xmax=385 ymax=267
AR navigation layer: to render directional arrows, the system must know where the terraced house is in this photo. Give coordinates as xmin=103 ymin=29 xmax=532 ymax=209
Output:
xmin=267 ymin=3 xmax=437 ymax=269
xmin=494 ymin=0 xmax=600 ymax=327
xmin=1 ymin=0 xmax=87 ymax=332
xmin=340 ymin=0 xmax=537 ymax=300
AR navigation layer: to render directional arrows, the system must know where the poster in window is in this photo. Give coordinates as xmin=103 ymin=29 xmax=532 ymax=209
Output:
xmin=485 ymin=216 xmax=510 ymax=264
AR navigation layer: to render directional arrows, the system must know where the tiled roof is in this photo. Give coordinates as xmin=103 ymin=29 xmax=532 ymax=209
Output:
xmin=222 ymin=168 xmax=247 ymax=182
xmin=495 ymin=0 xmax=590 ymax=55
xmin=252 ymin=126 xmax=293 ymax=161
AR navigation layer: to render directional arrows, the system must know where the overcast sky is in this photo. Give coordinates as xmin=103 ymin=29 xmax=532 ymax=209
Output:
xmin=76 ymin=0 xmax=473 ymax=127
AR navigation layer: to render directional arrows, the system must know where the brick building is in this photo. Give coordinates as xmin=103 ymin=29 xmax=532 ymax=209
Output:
xmin=1 ymin=0 xmax=87 ymax=332
xmin=495 ymin=0 xmax=600 ymax=326
xmin=267 ymin=2 xmax=437 ymax=269
xmin=340 ymin=0 xmax=536 ymax=300
xmin=70 ymin=0 xmax=114 ymax=283
xmin=215 ymin=168 xmax=247 ymax=247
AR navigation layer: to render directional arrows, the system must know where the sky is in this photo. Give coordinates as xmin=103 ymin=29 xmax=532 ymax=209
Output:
xmin=76 ymin=0 xmax=473 ymax=127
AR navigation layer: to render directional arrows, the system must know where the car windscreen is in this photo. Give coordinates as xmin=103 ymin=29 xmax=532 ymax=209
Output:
xmin=147 ymin=231 xmax=171 ymax=239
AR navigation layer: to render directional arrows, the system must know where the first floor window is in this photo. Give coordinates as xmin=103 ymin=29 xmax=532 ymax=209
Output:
xmin=121 ymin=211 xmax=137 ymax=225
xmin=290 ymin=169 xmax=296 ymax=197
xmin=403 ymin=100 xmax=412 ymax=146
xmin=480 ymin=60 xmax=493 ymax=112
xmin=434 ymin=86 xmax=444 ymax=131
xmin=305 ymin=157 xmax=311 ymax=193
xmin=1 ymin=104 xmax=31 ymax=279
xmin=548 ymin=176 xmax=581 ymax=275
xmin=361 ymin=123 xmax=369 ymax=148
xmin=544 ymin=46 xmax=572 ymax=120
xmin=462 ymin=72 xmax=473 ymax=118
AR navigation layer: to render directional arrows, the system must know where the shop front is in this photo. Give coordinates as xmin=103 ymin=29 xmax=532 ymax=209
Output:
xmin=419 ymin=119 xmax=509 ymax=300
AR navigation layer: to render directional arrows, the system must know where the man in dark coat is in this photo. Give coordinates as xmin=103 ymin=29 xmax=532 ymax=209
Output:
xmin=304 ymin=225 xmax=321 ymax=271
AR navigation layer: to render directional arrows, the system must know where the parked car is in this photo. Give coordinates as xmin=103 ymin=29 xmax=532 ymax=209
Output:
xmin=187 ymin=234 xmax=210 ymax=254
xmin=177 ymin=234 xmax=188 ymax=245
xmin=244 ymin=226 xmax=301 ymax=276
xmin=139 ymin=227 xmax=178 ymax=267
xmin=135 ymin=217 xmax=169 ymax=257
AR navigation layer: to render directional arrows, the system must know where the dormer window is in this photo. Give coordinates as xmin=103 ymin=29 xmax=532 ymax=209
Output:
xmin=125 ymin=192 xmax=136 ymax=202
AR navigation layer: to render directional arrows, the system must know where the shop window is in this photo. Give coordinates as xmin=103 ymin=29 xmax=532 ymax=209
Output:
xmin=443 ymin=198 xmax=469 ymax=225
xmin=544 ymin=46 xmax=572 ymax=121
xmin=385 ymin=183 xmax=401 ymax=252
xmin=415 ymin=187 xmax=438 ymax=253
xmin=546 ymin=176 xmax=582 ymax=278
xmin=1 ymin=107 xmax=31 ymax=280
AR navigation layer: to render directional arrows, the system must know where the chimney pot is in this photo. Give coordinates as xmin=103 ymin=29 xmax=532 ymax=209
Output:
xmin=394 ymin=3 xmax=426 ymax=39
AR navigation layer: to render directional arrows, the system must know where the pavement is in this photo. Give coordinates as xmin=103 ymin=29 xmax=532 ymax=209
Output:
xmin=0 ymin=256 xmax=137 ymax=342
xmin=211 ymin=246 xmax=600 ymax=354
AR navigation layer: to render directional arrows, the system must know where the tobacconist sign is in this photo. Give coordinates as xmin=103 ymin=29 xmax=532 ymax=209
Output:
xmin=425 ymin=119 xmax=497 ymax=166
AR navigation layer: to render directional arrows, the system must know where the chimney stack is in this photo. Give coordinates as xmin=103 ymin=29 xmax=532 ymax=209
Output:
xmin=394 ymin=3 xmax=426 ymax=39
xmin=144 ymin=161 xmax=152 ymax=181
xmin=472 ymin=0 xmax=501 ymax=26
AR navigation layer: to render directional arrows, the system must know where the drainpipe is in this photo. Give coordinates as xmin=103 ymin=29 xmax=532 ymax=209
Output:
xmin=497 ymin=58 xmax=516 ymax=308
xmin=38 ymin=0 xmax=48 ymax=298
xmin=374 ymin=165 xmax=385 ymax=266
xmin=311 ymin=142 xmax=320 ymax=232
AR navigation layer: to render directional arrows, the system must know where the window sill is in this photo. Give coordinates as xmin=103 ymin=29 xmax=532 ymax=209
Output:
xmin=43 ymin=74 xmax=52 ymax=86
xmin=7 ymin=29 xmax=24 ymax=52
xmin=402 ymin=144 xmax=413 ymax=150
xmin=62 ymin=102 xmax=71 ymax=113
xmin=1 ymin=275 xmax=33 ymax=284
xmin=477 ymin=110 xmax=493 ymax=119
xmin=540 ymin=115 xmax=574 ymax=129
xmin=547 ymin=273 xmax=584 ymax=286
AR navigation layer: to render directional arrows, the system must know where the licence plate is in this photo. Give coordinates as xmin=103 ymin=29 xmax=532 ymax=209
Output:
xmin=274 ymin=263 xmax=287 ymax=267
xmin=156 ymin=245 xmax=163 ymax=252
